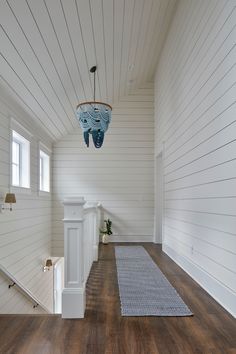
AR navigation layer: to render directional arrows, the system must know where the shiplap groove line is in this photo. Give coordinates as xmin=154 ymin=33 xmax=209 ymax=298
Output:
xmin=0 ymin=20 xmax=70 ymax=134
xmin=145 ymin=0 xmax=175 ymax=83
xmin=165 ymin=207 xmax=236 ymax=218
xmin=8 ymin=264 xmax=52 ymax=302
xmin=25 ymin=0 xmax=76 ymax=113
xmin=112 ymin=0 xmax=115 ymax=102
xmin=164 ymin=111 xmax=236 ymax=171
xmin=157 ymin=0 xmax=229 ymax=116
xmin=0 ymin=284 xmax=43 ymax=314
xmin=142 ymin=2 xmax=184 ymax=90
xmin=156 ymin=0 xmax=203 ymax=107
xmin=1 ymin=237 xmax=51 ymax=263
xmin=164 ymin=236 xmax=236 ymax=294
xmin=0 ymin=147 xmax=8 ymax=156
xmin=161 ymin=51 xmax=235 ymax=146
xmin=0 ymin=230 xmax=51 ymax=249
xmin=0 ymin=75 xmax=57 ymax=140
xmin=132 ymin=0 xmax=154 ymax=90
xmin=119 ymin=0 xmax=135 ymax=99
xmin=165 ymin=84 xmax=236 ymax=160
xmin=0 ymin=224 xmax=51 ymax=238
xmin=157 ymin=4 xmax=234 ymax=134
xmin=125 ymin=0 xmax=145 ymax=96
xmin=164 ymin=233 xmax=236 ymax=280
xmin=165 ymin=215 xmax=236 ymax=237
xmin=15 ymin=261 xmax=52 ymax=287
xmin=165 ymin=157 xmax=236 ymax=184
xmin=159 ymin=23 xmax=235 ymax=146
xmin=0 ymin=133 xmax=9 ymax=142
xmin=88 ymin=0 xmax=102 ymax=100
xmin=74 ymin=0 xmax=93 ymax=97
xmin=101 ymin=0 xmax=108 ymax=101
xmin=164 ymin=138 xmax=236 ymax=177
xmin=166 ymin=196 xmax=236 ymax=201
xmin=60 ymin=0 xmax=86 ymax=101
xmin=164 ymin=224 xmax=236 ymax=255
xmin=43 ymin=0 xmax=80 ymax=102
xmin=10 ymin=250 xmax=52 ymax=279
xmin=0 ymin=212 xmax=51 ymax=226
xmin=0 ymin=52 xmax=63 ymax=136
xmin=6 ymin=0 xmax=75 ymax=129
xmin=6 ymin=243 xmax=51 ymax=278
xmin=163 ymin=56 xmax=236 ymax=152
xmin=157 ymin=0 xmax=226 ymax=114
xmin=165 ymin=176 xmax=236 ymax=193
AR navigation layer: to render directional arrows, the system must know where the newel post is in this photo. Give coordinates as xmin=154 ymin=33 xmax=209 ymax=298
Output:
xmin=62 ymin=197 xmax=86 ymax=318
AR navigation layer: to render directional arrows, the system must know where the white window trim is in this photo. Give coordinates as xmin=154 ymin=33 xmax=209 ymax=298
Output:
xmin=10 ymin=118 xmax=32 ymax=194
xmin=38 ymin=142 xmax=51 ymax=196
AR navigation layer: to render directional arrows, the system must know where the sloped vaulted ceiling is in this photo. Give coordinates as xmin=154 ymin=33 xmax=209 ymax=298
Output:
xmin=0 ymin=0 xmax=177 ymax=140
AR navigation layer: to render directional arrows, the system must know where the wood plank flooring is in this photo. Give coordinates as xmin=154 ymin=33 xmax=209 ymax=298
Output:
xmin=0 ymin=243 xmax=235 ymax=354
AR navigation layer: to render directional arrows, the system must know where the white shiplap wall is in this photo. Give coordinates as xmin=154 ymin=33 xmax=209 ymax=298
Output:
xmin=155 ymin=0 xmax=236 ymax=317
xmin=0 ymin=87 xmax=53 ymax=314
xmin=52 ymin=84 xmax=154 ymax=256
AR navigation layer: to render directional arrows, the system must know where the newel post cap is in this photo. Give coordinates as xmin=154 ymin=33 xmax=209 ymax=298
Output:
xmin=63 ymin=197 xmax=86 ymax=206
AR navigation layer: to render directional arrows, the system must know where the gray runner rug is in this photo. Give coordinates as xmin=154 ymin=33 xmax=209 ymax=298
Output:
xmin=115 ymin=246 xmax=193 ymax=316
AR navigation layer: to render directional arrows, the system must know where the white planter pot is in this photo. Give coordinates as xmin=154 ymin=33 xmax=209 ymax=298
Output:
xmin=102 ymin=233 xmax=109 ymax=244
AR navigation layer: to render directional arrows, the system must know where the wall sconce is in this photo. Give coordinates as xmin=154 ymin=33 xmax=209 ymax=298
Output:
xmin=43 ymin=259 xmax=53 ymax=272
xmin=0 ymin=193 xmax=16 ymax=213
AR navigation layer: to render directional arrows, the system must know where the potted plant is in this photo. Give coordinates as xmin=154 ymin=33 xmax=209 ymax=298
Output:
xmin=100 ymin=219 xmax=113 ymax=244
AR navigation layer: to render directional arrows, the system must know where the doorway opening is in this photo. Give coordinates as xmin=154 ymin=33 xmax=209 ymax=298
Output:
xmin=154 ymin=152 xmax=163 ymax=244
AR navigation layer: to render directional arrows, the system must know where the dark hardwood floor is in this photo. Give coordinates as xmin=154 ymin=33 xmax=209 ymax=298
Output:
xmin=0 ymin=243 xmax=235 ymax=354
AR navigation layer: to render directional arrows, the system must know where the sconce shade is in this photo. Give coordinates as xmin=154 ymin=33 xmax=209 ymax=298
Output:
xmin=45 ymin=259 xmax=52 ymax=267
xmin=5 ymin=193 xmax=16 ymax=204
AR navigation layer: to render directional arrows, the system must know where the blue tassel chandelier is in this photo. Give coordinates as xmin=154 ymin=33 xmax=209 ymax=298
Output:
xmin=76 ymin=66 xmax=112 ymax=148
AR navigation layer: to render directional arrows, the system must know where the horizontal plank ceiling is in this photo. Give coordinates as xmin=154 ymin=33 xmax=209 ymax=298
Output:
xmin=0 ymin=0 xmax=177 ymax=140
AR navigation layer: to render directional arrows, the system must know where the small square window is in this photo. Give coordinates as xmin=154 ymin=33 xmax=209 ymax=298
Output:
xmin=40 ymin=150 xmax=50 ymax=192
xmin=11 ymin=130 xmax=30 ymax=188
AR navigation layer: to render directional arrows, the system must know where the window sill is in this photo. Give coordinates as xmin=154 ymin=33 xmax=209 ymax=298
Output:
xmin=10 ymin=186 xmax=31 ymax=195
xmin=38 ymin=190 xmax=51 ymax=197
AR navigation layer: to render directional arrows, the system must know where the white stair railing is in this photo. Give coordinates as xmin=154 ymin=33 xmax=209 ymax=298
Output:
xmin=0 ymin=264 xmax=51 ymax=313
xmin=62 ymin=197 xmax=101 ymax=319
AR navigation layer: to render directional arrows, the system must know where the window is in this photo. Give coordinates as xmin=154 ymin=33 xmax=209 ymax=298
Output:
xmin=39 ymin=150 xmax=50 ymax=192
xmin=12 ymin=130 xmax=30 ymax=188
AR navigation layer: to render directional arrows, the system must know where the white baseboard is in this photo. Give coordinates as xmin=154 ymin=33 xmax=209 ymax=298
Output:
xmin=62 ymin=287 xmax=85 ymax=318
xmin=107 ymin=235 xmax=153 ymax=243
xmin=163 ymin=244 xmax=236 ymax=318
xmin=93 ymin=245 xmax=98 ymax=261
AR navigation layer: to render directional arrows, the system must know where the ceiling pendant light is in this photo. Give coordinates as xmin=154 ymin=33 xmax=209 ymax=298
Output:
xmin=76 ymin=66 xmax=112 ymax=148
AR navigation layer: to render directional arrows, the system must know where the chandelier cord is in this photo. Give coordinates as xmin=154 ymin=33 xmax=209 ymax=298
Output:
xmin=93 ymin=69 xmax=96 ymax=101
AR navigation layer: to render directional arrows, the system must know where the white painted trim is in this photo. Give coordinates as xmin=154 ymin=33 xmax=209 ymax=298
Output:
xmin=39 ymin=141 xmax=52 ymax=155
xmin=10 ymin=117 xmax=33 ymax=141
xmin=10 ymin=185 xmax=32 ymax=195
xmin=163 ymin=244 xmax=236 ymax=318
xmin=153 ymin=149 xmax=164 ymax=244
xmin=62 ymin=286 xmax=85 ymax=318
xmin=107 ymin=235 xmax=153 ymax=242
xmin=38 ymin=190 xmax=50 ymax=197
